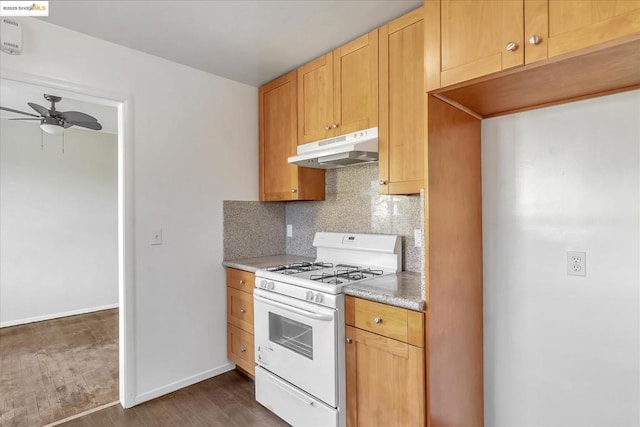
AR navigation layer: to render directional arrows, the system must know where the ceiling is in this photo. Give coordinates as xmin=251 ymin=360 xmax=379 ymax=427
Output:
xmin=38 ymin=0 xmax=423 ymax=87
xmin=0 ymin=79 xmax=118 ymax=134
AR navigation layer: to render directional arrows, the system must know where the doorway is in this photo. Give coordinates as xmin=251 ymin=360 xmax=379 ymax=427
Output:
xmin=0 ymin=74 xmax=133 ymax=424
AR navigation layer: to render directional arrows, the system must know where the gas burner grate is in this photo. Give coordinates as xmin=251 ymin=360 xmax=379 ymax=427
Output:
xmin=335 ymin=267 xmax=384 ymax=281
xmin=267 ymin=261 xmax=333 ymax=275
xmin=309 ymin=267 xmax=384 ymax=284
xmin=309 ymin=272 xmax=344 ymax=285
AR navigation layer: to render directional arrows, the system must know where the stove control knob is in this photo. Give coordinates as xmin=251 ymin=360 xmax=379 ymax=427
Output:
xmin=314 ymin=293 xmax=324 ymax=303
xmin=305 ymin=291 xmax=314 ymax=301
xmin=260 ymin=280 xmax=267 ymax=289
xmin=268 ymin=281 xmax=275 ymax=290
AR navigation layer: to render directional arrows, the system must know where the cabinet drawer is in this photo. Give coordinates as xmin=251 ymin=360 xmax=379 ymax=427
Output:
xmin=228 ymin=324 xmax=255 ymax=377
xmin=349 ymin=297 xmax=424 ymax=347
xmin=227 ymin=287 xmax=254 ymax=333
xmin=227 ymin=268 xmax=255 ymax=294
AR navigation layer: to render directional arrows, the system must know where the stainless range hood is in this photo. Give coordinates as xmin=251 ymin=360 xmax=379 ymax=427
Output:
xmin=288 ymin=127 xmax=378 ymax=169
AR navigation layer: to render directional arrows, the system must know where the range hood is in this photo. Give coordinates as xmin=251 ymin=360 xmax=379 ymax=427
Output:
xmin=288 ymin=127 xmax=378 ymax=169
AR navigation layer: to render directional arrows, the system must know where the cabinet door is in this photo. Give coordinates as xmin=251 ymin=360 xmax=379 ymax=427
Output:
xmin=379 ymin=7 xmax=425 ymax=195
xmin=228 ymin=324 xmax=255 ymax=378
xmin=298 ymin=53 xmax=334 ymax=144
xmin=259 ymin=71 xmax=325 ymax=201
xmin=333 ymin=30 xmax=378 ymax=136
xmin=345 ymin=326 xmax=425 ymax=427
xmin=259 ymin=71 xmax=299 ymax=201
xmin=542 ymin=0 xmax=640 ymax=59
xmin=440 ymin=0 xmax=524 ymax=87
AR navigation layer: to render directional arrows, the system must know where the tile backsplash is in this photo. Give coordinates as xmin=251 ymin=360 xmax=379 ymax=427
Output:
xmin=223 ymin=164 xmax=424 ymax=273
xmin=223 ymin=200 xmax=285 ymax=259
xmin=285 ymin=163 xmax=424 ymax=272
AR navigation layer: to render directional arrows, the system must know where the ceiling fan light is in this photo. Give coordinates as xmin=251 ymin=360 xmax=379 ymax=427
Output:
xmin=40 ymin=116 xmax=64 ymax=135
xmin=40 ymin=123 xmax=64 ymax=135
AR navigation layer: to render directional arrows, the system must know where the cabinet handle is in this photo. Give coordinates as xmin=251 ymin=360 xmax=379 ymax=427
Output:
xmin=332 ymin=123 xmax=339 ymax=129
xmin=505 ymin=41 xmax=519 ymax=52
xmin=324 ymin=125 xmax=331 ymax=131
xmin=239 ymin=279 xmax=245 ymax=285
xmin=373 ymin=317 xmax=382 ymax=324
xmin=346 ymin=337 xmax=352 ymax=344
xmin=240 ymin=309 xmax=246 ymax=314
xmin=291 ymin=188 xmax=297 ymax=193
xmin=240 ymin=347 xmax=246 ymax=353
xmin=379 ymin=180 xmax=387 ymax=185
xmin=528 ymin=35 xmax=541 ymax=45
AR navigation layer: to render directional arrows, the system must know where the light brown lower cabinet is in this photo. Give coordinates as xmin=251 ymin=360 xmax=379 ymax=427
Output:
xmin=345 ymin=296 xmax=425 ymax=427
xmin=226 ymin=268 xmax=255 ymax=378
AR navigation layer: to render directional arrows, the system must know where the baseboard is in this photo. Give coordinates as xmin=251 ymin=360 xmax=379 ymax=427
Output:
xmin=134 ymin=363 xmax=236 ymax=406
xmin=0 ymin=303 xmax=119 ymax=328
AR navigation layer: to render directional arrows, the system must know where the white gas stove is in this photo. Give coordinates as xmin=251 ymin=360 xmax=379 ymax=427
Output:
xmin=256 ymin=232 xmax=401 ymax=302
xmin=253 ymin=232 xmax=402 ymax=427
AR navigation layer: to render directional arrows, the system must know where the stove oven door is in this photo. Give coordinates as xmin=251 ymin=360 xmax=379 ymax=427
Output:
xmin=254 ymin=288 xmax=337 ymax=407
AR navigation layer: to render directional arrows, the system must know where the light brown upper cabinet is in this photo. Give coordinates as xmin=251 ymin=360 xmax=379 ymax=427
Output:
xmin=379 ymin=6 xmax=425 ymax=195
xmin=298 ymin=30 xmax=378 ymax=144
xmin=525 ymin=0 xmax=640 ymax=63
xmin=436 ymin=1 xmax=524 ymax=88
xmin=259 ymin=71 xmax=325 ymax=201
xmin=426 ymin=0 xmax=640 ymax=91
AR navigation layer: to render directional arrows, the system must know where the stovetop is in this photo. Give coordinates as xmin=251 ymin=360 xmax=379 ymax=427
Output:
xmin=262 ymin=261 xmax=391 ymax=288
xmin=255 ymin=232 xmax=402 ymax=299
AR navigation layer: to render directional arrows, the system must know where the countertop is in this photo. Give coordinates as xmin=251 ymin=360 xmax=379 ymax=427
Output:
xmin=342 ymin=271 xmax=424 ymax=312
xmin=223 ymin=255 xmax=425 ymax=312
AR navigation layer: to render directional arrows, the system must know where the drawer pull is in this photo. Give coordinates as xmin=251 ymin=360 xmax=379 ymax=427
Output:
xmin=239 ymin=279 xmax=245 ymax=285
xmin=346 ymin=337 xmax=352 ymax=344
xmin=373 ymin=317 xmax=382 ymax=324
xmin=240 ymin=309 xmax=246 ymax=314
xmin=240 ymin=347 xmax=246 ymax=353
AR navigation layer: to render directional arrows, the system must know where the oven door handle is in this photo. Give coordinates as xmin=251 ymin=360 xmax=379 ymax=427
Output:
xmin=254 ymin=294 xmax=335 ymax=321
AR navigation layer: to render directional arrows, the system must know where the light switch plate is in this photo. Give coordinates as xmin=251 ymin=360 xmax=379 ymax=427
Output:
xmin=152 ymin=228 xmax=163 ymax=245
xmin=286 ymin=224 xmax=293 ymax=237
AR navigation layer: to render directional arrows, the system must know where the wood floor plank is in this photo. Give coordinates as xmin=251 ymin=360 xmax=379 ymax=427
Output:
xmin=53 ymin=371 xmax=289 ymax=427
xmin=0 ymin=309 xmax=118 ymax=427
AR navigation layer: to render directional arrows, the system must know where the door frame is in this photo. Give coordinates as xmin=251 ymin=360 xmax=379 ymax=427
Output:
xmin=0 ymin=68 xmax=137 ymax=408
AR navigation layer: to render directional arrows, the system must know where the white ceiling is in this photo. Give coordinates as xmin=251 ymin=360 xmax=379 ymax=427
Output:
xmin=38 ymin=0 xmax=423 ymax=87
xmin=0 ymin=79 xmax=119 ymax=134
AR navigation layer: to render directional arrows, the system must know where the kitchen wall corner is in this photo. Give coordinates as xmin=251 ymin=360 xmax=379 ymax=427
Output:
xmin=223 ymin=201 xmax=285 ymax=259
xmin=285 ymin=163 xmax=424 ymax=273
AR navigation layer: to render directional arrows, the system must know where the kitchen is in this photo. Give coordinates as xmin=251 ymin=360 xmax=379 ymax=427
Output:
xmin=0 ymin=1 xmax=638 ymax=427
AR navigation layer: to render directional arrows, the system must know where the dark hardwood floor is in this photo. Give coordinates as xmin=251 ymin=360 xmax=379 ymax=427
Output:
xmin=0 ymin=309 xmax=118 ymax=426
xmin=58 ymin=370 xmax=289 ymax=427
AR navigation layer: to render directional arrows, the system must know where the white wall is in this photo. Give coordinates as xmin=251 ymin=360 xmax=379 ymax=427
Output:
xmin=0 ymin=18 xmax=258 ymax=403
xmin=483 ymin=90 xmax=640 ymax=427
xmin=0 ymin=120 xmax=118 ymax=326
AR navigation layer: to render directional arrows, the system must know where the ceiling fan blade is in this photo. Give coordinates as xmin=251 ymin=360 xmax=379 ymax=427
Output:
xmin=60 ymin=111 xmax=98 ymax=122
xmin=9 ymin=118 xmax=42 ymax=120
xmin=28 ymin=102 xmax=50 ymax=117
xmin=0 ymin=106 xmax=41 ymax=117
xmin=66 ymin=120 xmax=103 ymax=131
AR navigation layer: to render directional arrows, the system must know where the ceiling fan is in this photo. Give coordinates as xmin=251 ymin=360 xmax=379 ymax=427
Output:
xmin=0 ymin=94 xmax=102 ymax=134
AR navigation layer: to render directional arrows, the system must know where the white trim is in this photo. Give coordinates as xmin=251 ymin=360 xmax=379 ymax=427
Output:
xmin=0 ymin=303 xmax=119 ymax=328
xmin=0 ymin=67 xmax=137 ymax=409
xmin=134 ymin=363 xmax=236 ymax=406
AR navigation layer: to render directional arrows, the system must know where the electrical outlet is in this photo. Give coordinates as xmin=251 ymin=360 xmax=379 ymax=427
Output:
xmin=414 ymin=229 xmax=422 ymax=248
xmin=567 ymin=251 xmax=586 ymax=277
xmin=286 ymin=224 xmax=293 ymax=238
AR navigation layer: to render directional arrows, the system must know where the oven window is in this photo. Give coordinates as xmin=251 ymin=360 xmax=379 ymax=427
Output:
xmin=269 ymin=312 xmax=313 ymax=360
